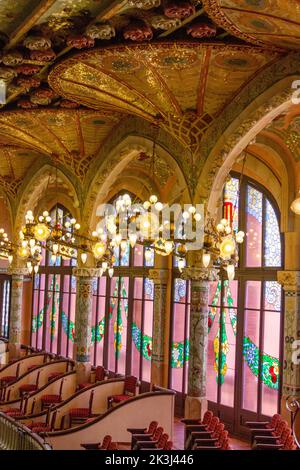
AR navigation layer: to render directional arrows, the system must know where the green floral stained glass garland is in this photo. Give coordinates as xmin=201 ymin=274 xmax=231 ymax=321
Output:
xmin=31 ymin=278 xmax=279 ymax=389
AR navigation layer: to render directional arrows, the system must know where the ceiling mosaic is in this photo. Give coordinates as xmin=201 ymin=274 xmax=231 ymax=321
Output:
xmin=266 ymin=111 xmax=300 ymax=162
xmin=49 ymin=42 xmax=280 ymax=149
xmin=0 ymin=109 xmax=122 ymax=184
xmin=0 ymin=0 xmax=297 ymax=201
xmin=203 ymin=0 xmax=300 ymax=50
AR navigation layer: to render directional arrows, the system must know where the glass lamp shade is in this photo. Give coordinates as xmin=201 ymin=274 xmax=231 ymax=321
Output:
xmin=291 ymin=196 xmax=300 ymax=215
xmin=219 ymin=237 xmax=236 ymax=259
xmin=93 ymin=241 xmax=106 ymax=259
xmin=138 ymin=212 xmax=159 ymax=239
xmin=34 ymin=223 xmax=50 ymax=242
xmin=17 ymin=246 xmax=30 ymax=258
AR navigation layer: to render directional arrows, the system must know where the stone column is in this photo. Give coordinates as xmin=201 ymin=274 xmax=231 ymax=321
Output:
xmin=278 ymin=271 xmax=300 ymax=430
xmin=182 ymin=266 xmax=219 ymax=419
xmin=7 ymin=267 xmax=28 ymax=359
xmin=149 ymin=268 xmax=170 ymax=387
xmin=73 ymin=267 xmax=102 ymax=384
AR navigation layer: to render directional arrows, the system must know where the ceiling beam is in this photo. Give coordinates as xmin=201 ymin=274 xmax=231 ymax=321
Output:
xmin=4 ymin=0 xmax=57 ymax=50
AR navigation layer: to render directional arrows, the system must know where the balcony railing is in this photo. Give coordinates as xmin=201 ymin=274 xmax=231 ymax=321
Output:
xmin=0 ymin=412 xmax=52 ymax=450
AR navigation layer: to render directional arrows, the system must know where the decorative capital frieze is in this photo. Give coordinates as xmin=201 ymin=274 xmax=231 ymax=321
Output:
xmin=7 ymin=267 xmax=29 ymax=277
xmin=72 ymin=267 xmax=103 ymax=278
xmin=148 ymin=268 xmax=169 ymax=285
xmin=277 ymin=271 xmax=300 ymax=291
xmin=181 ymin=267 xmax=219 ymax=282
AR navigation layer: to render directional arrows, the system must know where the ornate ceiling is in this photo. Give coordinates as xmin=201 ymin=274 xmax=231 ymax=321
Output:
xmin=0 ymin=0 xmax=298 ymax=206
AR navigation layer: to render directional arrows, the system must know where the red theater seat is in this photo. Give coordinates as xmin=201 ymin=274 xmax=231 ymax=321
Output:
xmin=107 ymin=375 xmax=137 ymax=408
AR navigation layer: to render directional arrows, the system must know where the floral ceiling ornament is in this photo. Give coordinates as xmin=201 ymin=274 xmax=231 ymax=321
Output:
xmin=17 ymin=99 xmax=38 ymax=109
xmin=123 ymin=20 xmax=153 ymax=41
xmin=85 ymin=23 xmax=116 ymax=40
xmin=60 ymin=99 xmax=80 ymax=109
xmin=15 ymin=65 xmax=41 ymax=75
xmin=128 ymin=0 xmax=161 ymax=9
xmin=67 ymin=35 xmax=95 ymax=49
xmin=17 ymin=76 xmax=41 ymax=90
xmin=187 ymin=23 xmax=217 ymax=38
xmin=150 ymin=15 xmax=181 ymax=30
xmin=30 ymin=49 xmax=56 ymax=62
xmin=164 ymin=1 xmax=195 ymax=19
xmin=2 ymin=50 xmax=23 ymax=66
xmin=0 ymin=66 xmax=17 ymax=81
xmin=30 ymin=88 xmax=55 ymax=106
xmin=23 ymin=36 xmax=52 ymax=51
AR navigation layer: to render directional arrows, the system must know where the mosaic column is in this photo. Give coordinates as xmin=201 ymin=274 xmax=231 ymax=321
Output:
xmin=7 ymin=267 xmax=28 ymax=359
xmin=73 ymin=267 xmax=101 ymax=384
xmin=182 ymin=267 xmax=219 ymax=419
xmin=149 ymin=268 xmax=170 ymax=387
xmin=278 ymin=271 xmax=300 ymax=428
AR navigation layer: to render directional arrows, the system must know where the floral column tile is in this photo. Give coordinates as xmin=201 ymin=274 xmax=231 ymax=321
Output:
xmin=182 ymin=267 xmax=219 ymax=398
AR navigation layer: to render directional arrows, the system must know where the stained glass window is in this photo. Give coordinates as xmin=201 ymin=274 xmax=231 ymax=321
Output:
xmin=205 ymin=174 xmax=282 ymax=427
xmin=0 ymin=277 xmax=10 ymax=338
xmin=30 ymin=205 xmax=76 ymax=358
xmin=170 ymin=278 xmax=190 ymax=394
xmin=265 ymin=200 xmax=281 ymax=267
xmin=224 ymin=177 xmax=239 ymax=231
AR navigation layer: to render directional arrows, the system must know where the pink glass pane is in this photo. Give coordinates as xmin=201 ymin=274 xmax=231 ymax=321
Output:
xmin=207 ymin=306 xmax=220 ymax=403
xmin=134 ymin=245 xmax=144 ymax=266
xmin=243 ymin=309 xmax=260 ymax=412
xmin=261 ymin=309 xmax=280 ymax=416
xmin=31 ymin=289 xmax=38 ymax=348
xmin=117 ymin=296 xmax=128 ymax=375
xmin=107 ymin=278 xmax=119 ymax=372
xmin=134 ymin=278 xmax=143 ymax=299
xmin=224 ymin=177 xmax=239 ymax=232
xmin=142 ymin=299 xmax=153 ymax=383
xmin=220 ymin=308 xmax=236 ymax=407
xmin=183 ymin=304 xmax=190 ymax=394
xmin=95 ymin=296 xmax=106 ymax=366
xmin=131 ymin=299 xmax=142 ymax=379
xmin=68 ymin=293 xmax=76 ymax=359
xmin=61 ymin=292 xmax=70 ymax=357
xmin=245 ymin=281 xmax=261 ymax=310
xmin=171 ymin=302 xmax=185 ymax=392
xmin=246 ymin=186 xmax=262 ymax=267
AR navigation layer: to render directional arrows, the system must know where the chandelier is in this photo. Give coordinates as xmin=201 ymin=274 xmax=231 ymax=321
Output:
xmin=18 ymin=208 xmax=115 ymax=275
xmin=0 ymin=228 xmax=14 ymax=264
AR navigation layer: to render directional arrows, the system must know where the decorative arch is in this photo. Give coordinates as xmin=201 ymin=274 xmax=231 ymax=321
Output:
xmin=15 ymin=164 xmax=80 ymax=237
xmin=83 ymin=134 xmax=190 ymax=231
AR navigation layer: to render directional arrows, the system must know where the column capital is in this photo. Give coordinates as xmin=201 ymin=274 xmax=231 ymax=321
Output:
xmin=72 ymin=267 xmax=103 ymax=278
xmin=181 ymin=267 xmax=219 ymax=282
xmin=7 ymin=267 xmax=28 ymax=277
xmin=148 ymin=268 xmax=169 ymax=285
xmin=277 ymin=271 xmax=300 ymax=291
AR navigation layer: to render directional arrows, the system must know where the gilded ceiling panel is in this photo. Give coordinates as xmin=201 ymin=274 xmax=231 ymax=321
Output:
xmin=0 ymin=109 xmax=122 ymax=182
xmin=204 ymin=0 xmax=300 ymax=49
xmin=0 ymin=0 xmax=40 ymax=36
xmin=49 ymin=43 xmax=280 ymax=140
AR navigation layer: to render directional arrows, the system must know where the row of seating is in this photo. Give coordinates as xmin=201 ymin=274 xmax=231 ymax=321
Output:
xmin=246 ymin=413 xmax=297 ymax=450
xmin=128 ymin=421 xmax=173 ymax=450
xmin=181 ymin=411 xmax=230 ymax=450
xmin=81 ymin=435 xmax=118 ymax=450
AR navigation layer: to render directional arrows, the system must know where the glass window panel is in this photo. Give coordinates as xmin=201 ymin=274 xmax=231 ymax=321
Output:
xmin=243 ymin=310 xmax=260 ymax=412
xmin=134 ymin=245 xmax=144 ymax=266
xmin=134 ymin=278 xmax=143 ymax=300
xmin=264 ymin=200 xmax=281 ymax=267
xmin=207 ymin=305 xmax=220 ymax=403
xmin=120 ymin=242 xmax=130 ymax=266
xmin=142 ymin=299 xmax=153 ymax=383
xmin=174 ymin=278 xmax=187 ymax=303
xmin=220 ymin=307 xmax=236 ymax=407
xmin=261 ymin=310 xmax=280 ymax=416
xmin=246 ymin=186 xmax=262 ymax=267
xmin=264 ymin=281 xmax=282 ymax=312
xmin=245 ymin=281 xmax=261 ymax=310
xmin=171 ymin=302 xmax=185 ymax=392
xmin=131 ymin=299 xmax=142 ymax=380
xmin=224 ymin=177 xmax=239 ymax=231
